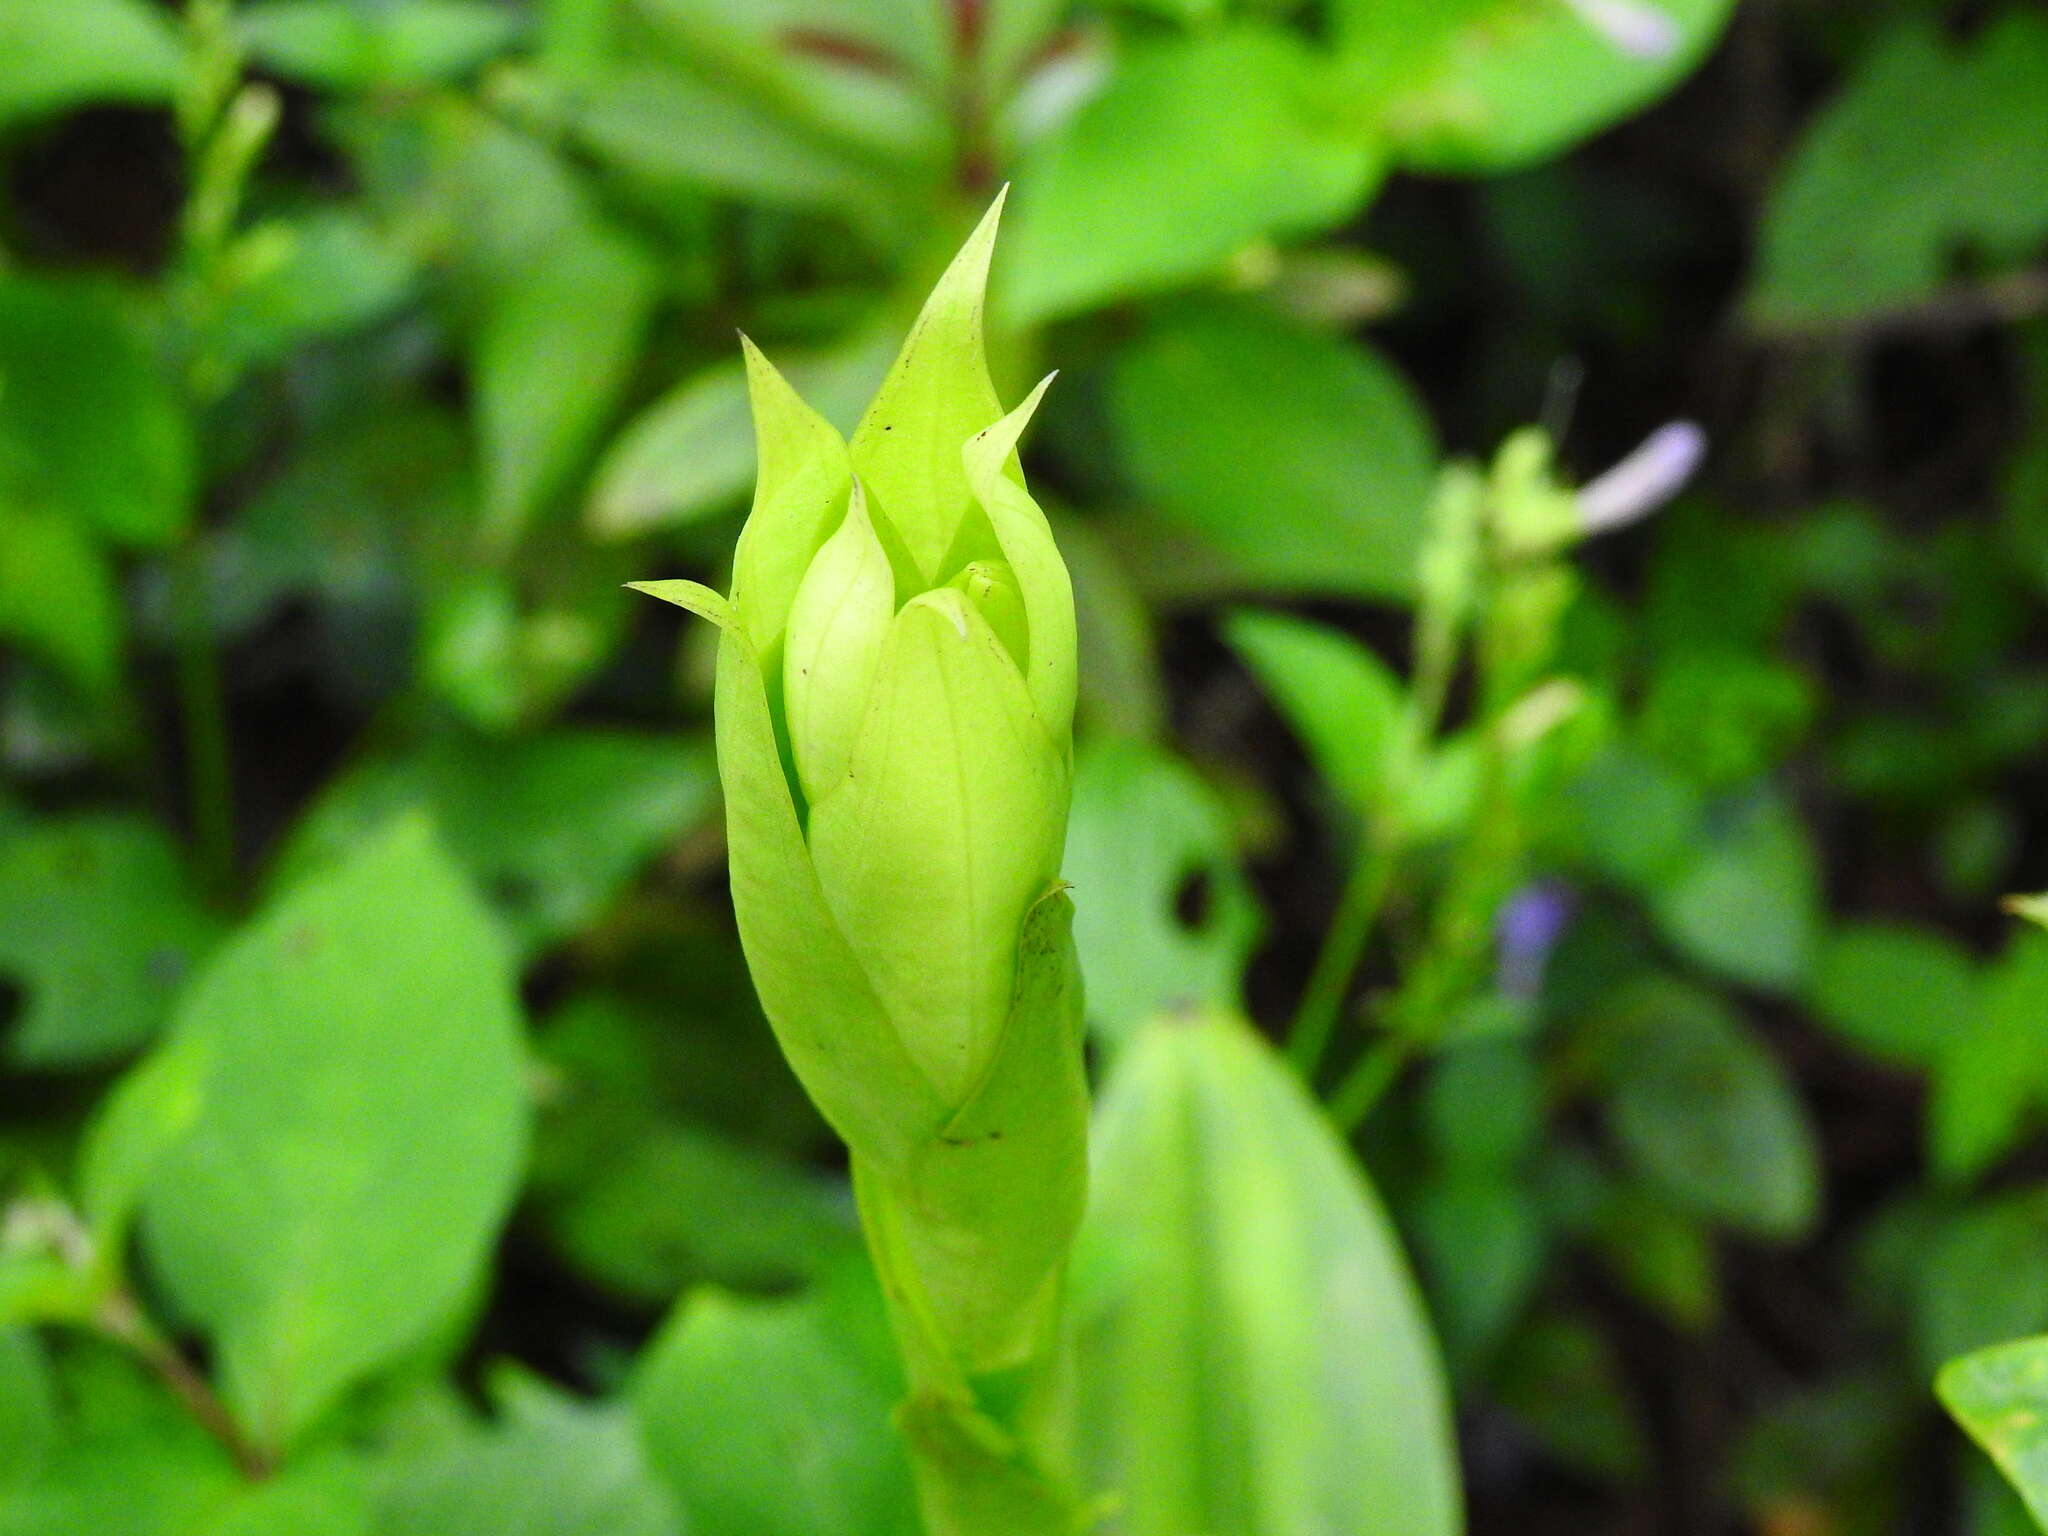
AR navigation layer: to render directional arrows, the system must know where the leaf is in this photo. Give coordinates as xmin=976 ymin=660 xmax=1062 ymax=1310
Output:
xmin=0 ymin=276 xmax=192 ymax=549
xmin=633 ymin=1266 xmax=917 ymax=1536
xmin=1751 ymin=14 xmax=2048 ymax=330
xmin=1558 ymin=747 xmax=1706 ymax=891
xmin=1916 ymin=1193 xmax=2048 ymax=1381
xmin=239 ymin=0 xmax=522 ymax=89
xmin=211 ymin=210 xmax=415 ymax=374
xmin=0 ymin=815 xmax=221 ymax=1069
xmin=589 ymin=328 xmax=894 ymax=540
xmin=1001 ymin=25 xmax=1382 ymax=323
xmin=0 ymin=0 xmax=186 ymax=131
xmin=1809 ymin=922 xmax=1979 ymax=1072
xmin=1070 ymin=1008 xmax=1463 ymax=1536
xmin=134 ymin=817 xmax=532 ymax=1455
xmin=1334 ymin=0 xmax=1736 ymax=175
xmin=1491 ymin=1314 xmax=1649 ymax=1484
xmin=381 ymin=1382 xmax=681 ymax=1536
xmin=0 ymin=505 xmax=123 ymax=704
xmin=1932 ymin=930 xmax=2048 ymax=1185
xmin=1106 ymin=299 xmax=1437 ymax=599
xmin=1596 ymin=977 xmax=1820 ymax=1239
xmin=1224 ymin=608 xmax=1405 ymax=816
xmin=270 ymin=729 xmax=716 ymax=956
xmin=1942 ymin=1334 xmax=2048 ymax=1531
xmin=1651 ymin=790 xmax=1821 ymax=993
xmin=0 ymin=1330 xmax=56 ymax=1495
xmin=1064 ymin=736 xmax=1261 ymax=1050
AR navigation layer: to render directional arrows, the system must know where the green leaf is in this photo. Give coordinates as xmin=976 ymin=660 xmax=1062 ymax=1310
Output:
xmin=589 ymin=328 xmax=893 ymax=540
xmin=0 ymin=1330 xmax=56 ymax=1495
xmin=1651 ymin=791 xmax=1821 ymax=993
xmin=382 ymin=1381 xmax=680 ymax=1536
xmin=1070 ymin=1008 xmax=1463 ymax=1536
xmin=239 ymin=0 xmax=521 ymax=89
xmin=211 ymin=210 xmax=415 ymax=375
xmin=1917 ymin=1193 xmax=2048 ymax=1381
xmin=1107 ymin=300 xmax=1437 ymax=599
xmin=1932 ymin=930 xmax=2048 ymax=1185
xmin=633 ymin=1267 xmax=917 ymax=1536
xmin=1411 ymin=1170 xmax=1546 ymax=1375
xmin=0 ymin=276 xmax=193 ymax=548
xmin=0 ymin=816 xmax=221 ymax=1069
xmin=270 ymin=729 xmax=715 ymax=956
xmin=1558 ymin=748 xmax=1706 ymax=891
xmin=1224 ymin=608 xmax=1405 ymax=816
xmin=134 ymin=817 xmax=531 ymax=1455
xmin=0 ymin=506 xmax=123 ymax=703
xmin=1063 ymin=737 xmax=1261 ymax=1051
xmin=1596 ymin=978 xmax=1820 ymax=1239
xmin=1491 ymin=1313 xmax=1649 ymax=1485
xmin=1335 ymin=0 xmax=1736 ymax=175
xmin=0 ymin=0 xmax=185 ymax=131
xmin=1942 ymin=1334 xmax=2048 ymax=1531
xmin=1751 ymin=14 xmax=2048 ymax=330
xmin=1809 ymin=922 xmax=1979 ymax=1071
xmin=1002 ymin=25 xmax=1381 ymax=322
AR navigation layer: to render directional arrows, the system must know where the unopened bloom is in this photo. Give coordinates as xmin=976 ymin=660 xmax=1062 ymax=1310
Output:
xmin=632 ymin=197 xmax=1086 ymax=1379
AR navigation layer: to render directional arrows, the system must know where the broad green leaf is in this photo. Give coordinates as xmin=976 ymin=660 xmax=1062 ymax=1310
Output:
xmin=1224 ymin=609 xmax=1404 ymax=817
xmin=1595 ymin=978 xmax=1820 ymax=1239
xmin=1942 ymin=1335 xmax=2048 ymax=1531
xmin=0 ymin=276 xmax=193 ymax=548
xmin=270 ymin=729 xmax=715 ymax=956
xmin=0 ymin=506 xmax=122 ymax=703
xmin=381 ymin=1382 xmax=680 ymax=1536
xmin=1411 ymin=1170 xmax=1545 ymax=1376
xmin=1003 ymin=26 xmax=1381 ymax=323
xmin=1107 ymin=300 xmax=1437 ymax=599
xmin=211 ymin=210 xmax=415 ymax=375
xmin=0 ymin=815 xmax=220 ymax=1069
xmin=1064 ymin=737 xmax=1261 ymax=1051
xmin=0 ymin=1330 xmax=55 ymax=1495
xmin=1651 ymin=791 xmax=1820 ymax=993
xmin=1070 ymin=1008 xmax=1462 ymax=1536
xmin=135 ymin=817 xmax=531 ymax=1455
xmin=474 ymin=221 xmax=656 ymax=547
xmin=240 ymin=0 xmax=522 ymax=88
xmin=589 ymin=328 xmax=893 ymax=539
xmin=1557 ymin=748 xmax=1705 ymax=891
xmin=1335 ymin=0 xmax=1736 ymax=174
xmin=209 ymin=1459 xmax=371 ymax=1536
xmin=1751 ymin=14 xmax=2048 ymax=330
xmin=1932 ymin=930 xmax=2048 ymax=1185
xmin=1916 ymin=1193 xmax=2048 ymax=1381
xmin=633 ymin=1266 xmax=917 ymax=1536
xmin=0 ymin=0 xmax=185 ymax=131
xmin=1809 ymin=922 xmax=1979 ymax=1071
xmin=1491 ymin=1314 xmax=1648 ymax=1485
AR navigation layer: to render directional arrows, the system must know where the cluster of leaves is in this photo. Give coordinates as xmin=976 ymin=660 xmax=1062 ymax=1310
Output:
xmin=6 ymin=0 xmax=2048 ymax=1532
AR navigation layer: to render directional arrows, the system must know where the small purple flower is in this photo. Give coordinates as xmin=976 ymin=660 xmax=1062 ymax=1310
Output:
xmin=1560 ymin=0 xmax=1685 ymax=62
xmin=1579 ymin=420 xmax=1706 ymax=536
xmin=1497 ymin=881 xmax=1576 ymax=1000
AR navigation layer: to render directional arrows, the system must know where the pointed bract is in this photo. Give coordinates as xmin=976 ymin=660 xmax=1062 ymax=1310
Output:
xmin=732 ymin=336 xmax=853 ymax=653
xmin=784 ymin=481 xmax=897 ymax=807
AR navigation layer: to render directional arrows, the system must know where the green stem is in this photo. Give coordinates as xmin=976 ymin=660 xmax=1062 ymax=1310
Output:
xmin=1327 ymin=1033 xmax=1417 ymax=1134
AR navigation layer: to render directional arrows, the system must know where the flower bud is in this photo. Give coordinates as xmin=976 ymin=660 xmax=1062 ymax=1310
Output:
xmin=630 ymin=195 xmax=1086 ymax=1378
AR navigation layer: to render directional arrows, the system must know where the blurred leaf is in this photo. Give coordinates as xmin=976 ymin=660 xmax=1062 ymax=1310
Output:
xmin=1412 ymin=1171 xmax=1545 ymax=1375
xmin=1751 ymin=13 xmax=2048 ymax=330
xmin=0 ymin=815 xmax=220 ymax=1069
xmin=1731 ymin=1371 xmax=1913 ymax=1527
xmin=1932 ymin=930 xmax=2048 ymax=1185
xmin=381 ymin=1381 xmax=680 ymax=1536
xmin=1107 ymin=300 xmax=1436 ymax=599
xmin=1558 ymin=747 xmax=1705 ymax=890
xmin=589 ymin=328 xmax=893 ymax=540
xmin=1070 ymin=1008 xmax=1462 ymax=1536
xmin=1063 ymin=737 xmax=1261 ymax=1051
xmin=1002 ymin=26 xmax=1381 ymax=322
xmin=1491 ymin=1313 xmax=1648 ymax=1484
xmin=1809 ymin=922 xmax=1979 ymax=1072
xmin=0 ymin=0 xmax=186 ymax=131
xmin=272 ymin=729 xmax=714 ymax=956
xmin=1596 ymin=977 xmax=1820 ymax=1239
xmin=0 ymin=505 xmax=123 ymax=703
xmin=1592 ymin=1190 xmax=1718 ymax=1331
xmin=1225 ymin=608 xmax=1404 ymax=816
xmin=1334 ymin=0 xmax=1735 ymax=174
xmin=1943 ymin=1334 xmax=2048 ymax=1532
xmin=209 ymin=1459 xmax=371 ymax=1536
xmin=0 ymin=276 xmax=193 ymax=548
xmin=0 ymin=1330 xmax=55 ymax=1495
xmin=239 ymin=0 xmax=522 ymax=88
xmin=135 ymin=817 xmax=531 ymax=1455
xmin=212 ymin=210 xmax=415 ymax=374
xmin=633 ymin=1265 xmax=917 ymax=1536
xmin=1917 ymin=1193 xmax=2048 ymax=1381
xmin=1652 ymin=791 xmax=1821 ymax=993
xmin=419 ymin=559 xmax=636 ymax=734
xmin=1423 ymin=1038 xmax=1544 ymax=1174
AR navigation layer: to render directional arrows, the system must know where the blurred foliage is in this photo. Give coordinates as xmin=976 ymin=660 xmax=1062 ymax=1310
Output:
xmin=4 ymin=0 xmax=2048 ymax=1532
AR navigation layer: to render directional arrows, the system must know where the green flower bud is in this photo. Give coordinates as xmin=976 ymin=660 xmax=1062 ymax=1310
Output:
xmin=630 ymin=197 xmax=1087 ymax=1391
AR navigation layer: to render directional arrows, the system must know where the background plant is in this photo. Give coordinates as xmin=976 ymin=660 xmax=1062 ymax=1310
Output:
xmin=4 ymin=1 xmax=2048 ymax=1533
